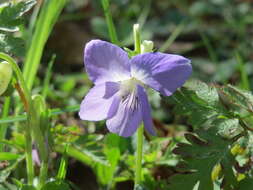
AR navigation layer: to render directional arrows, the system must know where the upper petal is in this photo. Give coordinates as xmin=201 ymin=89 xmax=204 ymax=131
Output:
xmin=131 ymin=52 xmax=192 ymax=96
xmin=137 ymin=85 xmax=156 ymax=135
xmin=106 ymin=91 xmax=142 ymax=137
xmin=79 ymin=82 xmax=120 ymax=121
xmin=84 ymin=40 xmax=131 ymax=84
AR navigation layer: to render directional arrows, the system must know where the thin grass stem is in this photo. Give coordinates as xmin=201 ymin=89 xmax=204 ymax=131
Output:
xmin=101 ymin=0 xmax=119 ymax=44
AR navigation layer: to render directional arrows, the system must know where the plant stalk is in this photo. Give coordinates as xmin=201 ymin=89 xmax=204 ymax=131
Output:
xmin=135 ymin=125 xmax=144 ymax=187
xmin=133 ymin=23 xmax=143 ymax=188
xmin=0 ymin=53 xmax=34 ymax=185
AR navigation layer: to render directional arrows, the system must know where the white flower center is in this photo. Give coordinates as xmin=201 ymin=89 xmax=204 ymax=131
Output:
xmin=118 ymin=78 xmax=143 ymax=111
xmin=119 ymin=78 xmax=139 ymax=97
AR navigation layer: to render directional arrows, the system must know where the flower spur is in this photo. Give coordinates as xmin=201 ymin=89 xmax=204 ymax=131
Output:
xmin=79 ymin=40 xmax=192 ymax=137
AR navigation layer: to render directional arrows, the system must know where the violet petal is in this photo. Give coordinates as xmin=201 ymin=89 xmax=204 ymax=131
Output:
xmin=106 ymin=91 xmax=142 ymax=137
xmin=137 ymin=85 xmax=156 ymax=135
xmin=79 ymin=82 xmax=120 ymax=121
xmin=131 ymin=52 xmax=192 ymax=96
xmin=84 ymin=40 xmax=131 ymax=85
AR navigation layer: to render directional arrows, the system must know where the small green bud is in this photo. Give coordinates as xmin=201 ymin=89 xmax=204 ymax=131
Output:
xmin=32 ymin=94 xmax=46 ymax=115
xmin=0 ymin=61 xmax=13 ymax=96
xmin=141 ymin=40 xmax=154 ymax=53
xmin=32 ymin=94 xmax=48 ymax=134
xmin=133 ymin=24 xmax=140 ymax=36
xmin=231 ymin=144 xmax=245 ymax=155
xmin=211 ymin=163 xmax=222 ymax=181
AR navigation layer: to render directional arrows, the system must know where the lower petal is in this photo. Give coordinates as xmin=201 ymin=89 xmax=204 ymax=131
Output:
xmin=106 ymin=93 xmax=142 ymax=137
xmin=79 ymin=82 xmax=120 ymax=121
xmin=137 ymin=85 xmax=156 ymax=135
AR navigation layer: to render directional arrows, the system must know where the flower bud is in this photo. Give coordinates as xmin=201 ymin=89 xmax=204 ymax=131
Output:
xmin=141 ymin=40 xmax=154 ymax=53
xmin=0 ymin=61 xmax=13 ymax=96
xmin=211 ymin=163 xmax=222 ymax=181
xmin=32 ymin=94 xmax=46 ymax=115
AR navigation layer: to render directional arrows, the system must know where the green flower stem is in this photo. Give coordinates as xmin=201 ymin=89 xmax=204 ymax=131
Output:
xmin=134 ymin=24 xmax=141 ymax=54
xmin=31 ymin=107 xmax=48 ymax=189
xmin=133 ymin=24 xmax=143 ymax=188
xmin=24 ymin=128 xmax=34 ymax=185
xmin=0 ymin=52 xmax=34 ymax=185
xmin=0 ymin=97 xmax=11 ymax=151
xmin=38 ymin=162 xmax=48 ymax=189
xmin=135 ymin=124 xmax=144 ymax=186
xmin=101 ymin=0 xmax=119 ymax=45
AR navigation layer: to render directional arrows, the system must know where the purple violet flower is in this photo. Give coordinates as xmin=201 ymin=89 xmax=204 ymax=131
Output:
xmin=79 ymin=40 xmax=192 ymax=137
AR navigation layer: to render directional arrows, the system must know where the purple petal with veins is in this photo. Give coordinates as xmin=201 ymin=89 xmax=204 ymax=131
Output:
xmin=131 ymin=52 xmax=192 ymax=96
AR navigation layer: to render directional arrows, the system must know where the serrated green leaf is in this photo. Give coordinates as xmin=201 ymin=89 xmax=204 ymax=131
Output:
xmin=73 ymin=134 xmax=108 ymax=166
xmin=167 ymin=80 xmax=226 ymax=128
xmin=185 ymin=80 xmax=219 ymax=106
xmin=0 ymin=34 xmax=25 ymax=56
xmin=219 ymin=84 xmax=253 ymax=114
xmin=167 ymin=80 xmax=246 ymax=139
xmin=237 ymin=131 xmax=253 ymax=154
xmin=213 ymin=118 xmax=242 ymax=138
xmin=0 ymin=0 xmax=36 ymax=32
xmin=168 ymin=128 xmax=237 ymax=190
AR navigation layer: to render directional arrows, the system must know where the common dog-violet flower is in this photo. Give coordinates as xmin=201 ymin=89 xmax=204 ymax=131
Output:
xmin=79 ymin=40 xmax=192 ymax=137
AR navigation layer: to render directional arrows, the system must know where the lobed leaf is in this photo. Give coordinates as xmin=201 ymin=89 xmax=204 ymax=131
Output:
xmin=168 ymin=128 xmax=237 ymax=190
xmin=0 ymin=0 xmax=36 ymax=32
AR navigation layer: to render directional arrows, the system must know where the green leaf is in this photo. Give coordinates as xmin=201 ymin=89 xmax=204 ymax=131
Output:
xmin=93 ymin=134 xmax=127 ymax=185
xmin=0 ymin=105 xmax=80 ymax=124
xmin=167 ymin=80 xmax=245 ymax=139
xmin=0 ymin=155 xmax=25 ymax=183
xmin=237 ymin=131 xmax=253 ymax=154
xmin=0 ymin=34 xmax=25 ymax=56
xmin=0 ymin=152 xmax=20 ymax=161
xmin=134 ymin=184 xmax=148 ymax=190
xmin=0 ymin=0 xmax=36 ymax=32
xmin=185 ymin=80 xmax=220 ymax=106
xmin=219 ymin=84 xmax=253 ymax=114
xmin=167 ymin=80 xmax=226 ymax=127
xmin=0 ymin=1 xmax=36 ymax=56
xmin=238 ymin=178 xmax=253 ymax=190
xmin=168 ymin=128 xmax=237 ymax=190
xmin=55 ymin=134 xmax=108 ymax=166
xmin=41 ymin=181 xmax=70 ymax=190
xmin=23 ymin=0 xmax=67 ymax=90
xmin=0 ymin=184 xmax=8 ymax=190
xmin=19 ymin=185 xmax=36 ymax=190
xmin=213 ymin=118 xmax=242 ymax=138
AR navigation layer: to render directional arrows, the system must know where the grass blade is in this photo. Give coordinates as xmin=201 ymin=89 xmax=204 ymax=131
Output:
xmin=235 ymin=51 xmax=250 ymax=91
xmin=0 ymin=105 xmax=80 ymax=124
xmin=42 ymin=54 xmax=56 ymax=98
xmin=101 ymin=0 xmax=119 ymax=44
xmin=23 ymin=0 xmax=67 ymax=90
xmin=159 ymin=21 xmax=186 ymax=53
